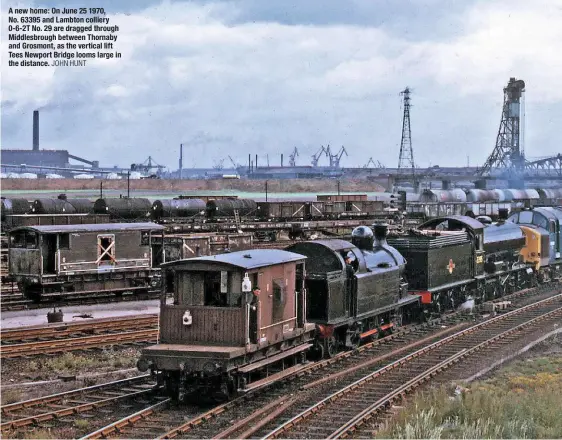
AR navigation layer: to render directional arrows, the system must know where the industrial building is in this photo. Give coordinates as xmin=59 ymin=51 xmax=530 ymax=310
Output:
xmin=1 ymin=110 xmax=99 ymax=175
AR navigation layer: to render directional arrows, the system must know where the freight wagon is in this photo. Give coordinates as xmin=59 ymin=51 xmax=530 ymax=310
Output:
xmin=8 ymin=223 xmax=164 ymax=300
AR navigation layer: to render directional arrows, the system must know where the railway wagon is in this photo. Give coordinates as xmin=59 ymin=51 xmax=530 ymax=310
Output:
xmin=317 ymin=194 xmax=368 ymax=202
xmin=256 ymin=201 xmax=325 ymax=220
xmin=94 ymin=198 xmax=153 ymax=219
xmin=1 ymin=198 xmax=32 ymax=220
xmin=8 ymin=223 xmax=164 ymax=300
xmin=3 ymin=213 xmax=110 ymax=230
xmin=138 ymin=249 xmax=315 ymax=400
xmin=33 ymin=198 xmax=94 ymax=214
xmin=151 ymin=199 xmax=206 ymax=220
xmin=206 ymin=199 xmax=258 ymax=220
xmin=152 ymin=233 xmax=254 ymax=265
xmin=177 ymin=195 xmax=239 ymax=202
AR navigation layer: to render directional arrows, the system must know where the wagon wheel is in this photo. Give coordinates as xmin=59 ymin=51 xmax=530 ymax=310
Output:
xmin=349 ymin=332 xmax=361 ymax=350
xmin=326 ymin=337 xmax=338 ymax=358
xmin=310 ymin=341 xmax=324 ymax=360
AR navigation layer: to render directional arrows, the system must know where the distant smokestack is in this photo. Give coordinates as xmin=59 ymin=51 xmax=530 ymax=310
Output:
xmin=255 ymin=154 xmax=258 ymax=170
xmin=281 ymin=154 xmax=284 ymax=167
xmin=33 ymin=110 xmax=39 ymax=151
xmin=179 ymin=144 xmax=183 ymax=180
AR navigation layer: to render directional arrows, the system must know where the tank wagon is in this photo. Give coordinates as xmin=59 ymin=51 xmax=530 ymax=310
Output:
xmin=151 ymin=199 xmax=206 ymax=221
xmin=33 ymin=198 xmax=93 ymax=214
xmin=94 ymin=198 xmax=153 ymax=219
xmin=1 ymin=198 xmax=32 ymax=220
xmin=8 ymin=223 xmax=164 ymax=300
xmin=206 ymin=199 xmax=259 ymax=220
xmin=138 ymin=249 xmax=315 ymax=400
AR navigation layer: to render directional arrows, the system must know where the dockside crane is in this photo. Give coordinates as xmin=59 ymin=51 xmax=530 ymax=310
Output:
xmin=228 ymin=155 xmax=240 ymax=169
xmin=311 ymin=145 xmax=328 ymax=167
xmin=364 ymin=157 xmax=385 ymax=168
xmin=330 ymin=146 xmax=348 ymax=168
xmin=289 ymin=147 xmax=299 ymax=167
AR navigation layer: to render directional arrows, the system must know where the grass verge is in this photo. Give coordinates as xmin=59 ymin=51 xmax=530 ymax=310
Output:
xmin=377 ymin=356 xmax=562 ymax=439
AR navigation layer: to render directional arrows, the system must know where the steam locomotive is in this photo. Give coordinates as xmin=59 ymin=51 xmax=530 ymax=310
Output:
xmin=138 ymin=210 xmax=557 ymax=400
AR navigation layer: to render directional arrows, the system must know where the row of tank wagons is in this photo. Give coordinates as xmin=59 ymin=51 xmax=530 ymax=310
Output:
xmin=138 ymin=211 xmax=562 ymax=400
xmin=3 ymin=189 xmax=561 ymax=222
xmin=418 ymin=188 xmax=562 ymax=203
xmin=1 ymin=196 xmax=385 ymax=222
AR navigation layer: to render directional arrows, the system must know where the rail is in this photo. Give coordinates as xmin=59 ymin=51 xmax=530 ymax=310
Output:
xmin=1 ymin=314 xmax=158 ymax=342
xmin=0 ymin=329 xmax=158 ymax=358
xmin=75 ymin=284 xmax=558 ymax=440
xmin=0 ymin=375 xmax=156 ymax=432
xmin=262 ymin=293 xmax=562 ymax=439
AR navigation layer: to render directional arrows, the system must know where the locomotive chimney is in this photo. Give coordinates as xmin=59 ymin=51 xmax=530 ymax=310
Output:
xmin=33 ymin=110 xmax=39 ymax=151
xmin=373 ymin=223 xmax=389 ymax=248
xmin=351 ymin=226 xmax=374 ymax=251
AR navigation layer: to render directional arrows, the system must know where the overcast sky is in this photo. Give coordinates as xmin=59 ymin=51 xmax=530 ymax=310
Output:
xmin=2 ymin=0 xmax=561 ymax=170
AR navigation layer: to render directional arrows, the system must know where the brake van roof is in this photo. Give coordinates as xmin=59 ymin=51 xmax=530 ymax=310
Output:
xmin=161 ymin=249 xmax=306 ymax=270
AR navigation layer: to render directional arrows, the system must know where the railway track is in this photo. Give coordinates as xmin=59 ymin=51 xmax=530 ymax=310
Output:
xmin=78 ymin=317 xmax=474 ymax=439
xmin=1 ymin=315 xmax=159 ymax=359
xmin=0 ymin=289 xmax=163 ymax=312
xmin=262 ymin=293 xmax=562 ymax=439
xmin=79 ymin=284 xmax=562 ymax=440
xmin=0 ymin=375 xmax=161 ymax=435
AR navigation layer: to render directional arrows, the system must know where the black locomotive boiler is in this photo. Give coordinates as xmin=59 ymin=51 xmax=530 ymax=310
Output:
xmin=286 ymin=224 xmax=417 ymax=357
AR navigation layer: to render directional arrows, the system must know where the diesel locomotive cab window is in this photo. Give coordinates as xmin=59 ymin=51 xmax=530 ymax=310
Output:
xmin=97 ymin=235 xmax=115 ymax=265
xmin=519 ymin=211 xmax=533 ymax=224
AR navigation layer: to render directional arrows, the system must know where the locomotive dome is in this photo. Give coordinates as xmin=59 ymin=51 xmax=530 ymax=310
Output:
xmin=351 ymin=225 xmax=374 ymax=250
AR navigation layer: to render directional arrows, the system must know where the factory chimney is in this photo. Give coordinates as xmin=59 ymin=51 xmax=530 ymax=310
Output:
xmin=33 ymin=110 xmax=39 ymax=151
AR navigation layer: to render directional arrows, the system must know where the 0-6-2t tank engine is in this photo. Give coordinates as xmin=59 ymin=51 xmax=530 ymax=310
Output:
xmin=287 ymin=224 xmax=419 ymax=358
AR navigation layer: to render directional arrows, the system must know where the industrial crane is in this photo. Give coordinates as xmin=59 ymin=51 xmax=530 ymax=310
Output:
xmin=311 ymin=145 xmax=328 ymax=167
xmin=363 ymin=157 xmax=385 ymax=168
xmin=228 ymin=156 xmax=240 ymax=169
xmin=289 ymin=147 xmax=299 ymax=167
xmin=213 ymin=159 xmax=225 ymax=170
xmin=130 ymin=156 xmax=166 ymax=175
xmin=330 ymin=146 xmax=348 ymax=168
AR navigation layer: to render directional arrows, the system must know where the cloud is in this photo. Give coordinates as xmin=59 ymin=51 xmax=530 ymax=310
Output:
xmin=1 ymin=0 xmax=561 ymax=169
